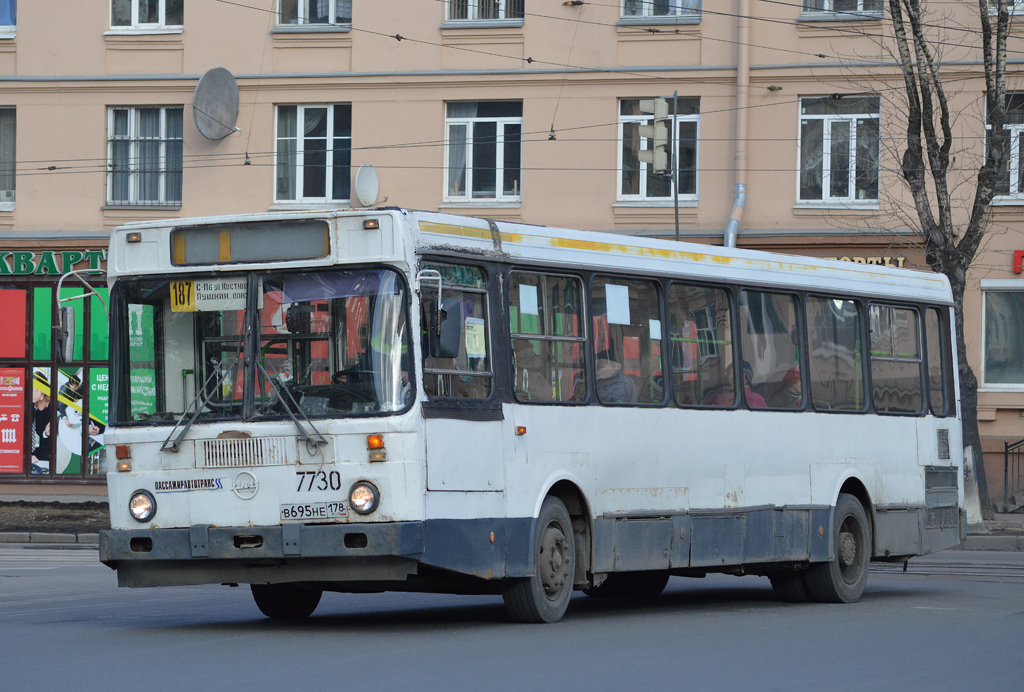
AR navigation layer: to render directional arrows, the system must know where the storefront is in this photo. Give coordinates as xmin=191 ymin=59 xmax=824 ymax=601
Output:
xmin=0 ymin=240 xmax=110 ymax=483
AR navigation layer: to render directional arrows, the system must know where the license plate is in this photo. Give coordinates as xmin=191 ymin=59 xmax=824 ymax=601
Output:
xmin=280 ymin=501 xmax=348 ymax=521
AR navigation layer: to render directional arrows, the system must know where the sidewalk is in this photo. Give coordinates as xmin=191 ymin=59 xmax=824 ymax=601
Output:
xmin=2 ymin=484 xmax=1023 ymax=549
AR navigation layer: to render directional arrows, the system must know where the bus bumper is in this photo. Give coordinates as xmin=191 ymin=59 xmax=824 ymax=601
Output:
xmin=99 ymin=522 xmax=426 ymax=588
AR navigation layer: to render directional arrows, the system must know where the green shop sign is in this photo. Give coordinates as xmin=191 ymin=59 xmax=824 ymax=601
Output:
xmin=0 ymin=250 xmax=107 ymax=276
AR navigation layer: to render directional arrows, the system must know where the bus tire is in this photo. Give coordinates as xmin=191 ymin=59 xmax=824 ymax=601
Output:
xmin=584 ymin=571 xmax=670 ymax=599
xmin=502 ymin=497 xmax=575 ymax=623
xmin=250 ymin=583 xmax=323 ymax=619
xmin=804 ymin=493 xmax=871 ymax=603
xmin=768 ymin=570 xmax=812 ymax=603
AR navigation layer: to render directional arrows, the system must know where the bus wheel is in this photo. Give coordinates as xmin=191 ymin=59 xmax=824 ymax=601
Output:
xmin=250 ymin=583 xmax=323 ymax=619
xmin=502 ymin=497 xmax=575 ymax=623
xmin=804 ymin=493 xmax=871 ymax=603
xmin=584 ymin=571 xmax=670 ymax=599
xmin=768 ymin=570 xmax=811 ymax=602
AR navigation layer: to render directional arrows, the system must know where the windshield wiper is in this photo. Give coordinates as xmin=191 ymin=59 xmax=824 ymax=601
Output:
xmin=160 ymin=356 xmax=243 ymax=452
xmin=254 ymin=359 xmax=329 ymax=449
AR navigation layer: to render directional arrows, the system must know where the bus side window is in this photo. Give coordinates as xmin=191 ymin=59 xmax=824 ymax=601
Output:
xmin=668 ymin=283 xmax=736 ymax=408
xmin=925 ymin=307 xmax=951 ymax=416
xmin=806 ymin=296 xmax=867 ymax=412
xmin=420 ymin=262 xmax=492 ymax=399
xmin=738 ymin=290 xmax=803 ymax=410
xmin=591 ymin=277 xmax=663 ymax=405
xmin=509 ymin=271 xmax=586 ymax=403
xmin=869 ymin=304 xmax=924 ymax=414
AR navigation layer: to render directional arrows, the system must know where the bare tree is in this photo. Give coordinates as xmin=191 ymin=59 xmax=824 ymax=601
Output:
xmin=888 ymin=0 xmax=1010 ymax=516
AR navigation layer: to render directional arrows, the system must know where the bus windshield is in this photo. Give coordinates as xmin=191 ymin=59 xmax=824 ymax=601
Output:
xmin=113 ymin=267 xmax=411 ymax=424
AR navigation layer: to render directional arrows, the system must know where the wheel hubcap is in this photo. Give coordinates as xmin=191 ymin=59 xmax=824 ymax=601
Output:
xmin=539 ymin=522 xmax=571 ymax=599
xmin=837 ymin=516 xmax=863 ymax=584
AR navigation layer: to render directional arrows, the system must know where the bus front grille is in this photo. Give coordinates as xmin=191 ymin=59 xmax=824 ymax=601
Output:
xmin=201 ymin=437 xmax=290 ymax=468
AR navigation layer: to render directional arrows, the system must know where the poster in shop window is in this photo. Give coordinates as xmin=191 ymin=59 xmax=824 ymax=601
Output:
xmin=0 ymin=367 xmax=25 ymax=473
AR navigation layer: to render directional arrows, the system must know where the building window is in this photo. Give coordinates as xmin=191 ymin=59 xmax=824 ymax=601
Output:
xmin=279 ymin=0 xmax=351 ymax=25
xmin=619 ymin=97 xmax=699 ymax=202
xmin=798 ymin=96 xmax=880 ymax=204
xmin=983 ymin=291 xmax=1024 ymax=387
xmin=447 ymin=0 xmax=524 ymax=21
xmin=801 ymin=0 xmax=882 ymax=14
xmin=0 ymin=0 xmax=15 ymax=36
xmin=276 ymin=104 xmax=352 ymax=203
xmin=622 ymin=0 xmax=701 ymax=19
xmin=445 ymin=102 xmax=522 ymax=203
xmin=0 ymin=108 xmax=14 ymax=207
xmin=111 ymin=0 xmax=183 ymax=29
xmin=994 ymin=94 xmax=1024 ymax=200
xmin=107 ymin=106 xmax=183 ymax=207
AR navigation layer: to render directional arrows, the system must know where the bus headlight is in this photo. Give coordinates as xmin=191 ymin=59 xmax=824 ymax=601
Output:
xmin=349 ymin=482 xmax=379 ymax=515
xmin=129 ymin=490 xmax=157 ymax=523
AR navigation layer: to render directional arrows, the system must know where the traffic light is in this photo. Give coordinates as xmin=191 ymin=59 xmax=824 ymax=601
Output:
xmin=638 ymin=97 xmax=671 ymax=174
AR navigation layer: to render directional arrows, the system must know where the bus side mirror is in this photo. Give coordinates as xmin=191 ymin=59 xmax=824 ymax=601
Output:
xmin=430 ymin=297 xmax=462 ymax=359
xmin=57 ymin=306 xmax=75 ymax=363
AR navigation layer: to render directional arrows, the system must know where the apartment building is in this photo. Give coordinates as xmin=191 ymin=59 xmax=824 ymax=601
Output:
xmin=0 ymin=0 xmax=1021 ymax=505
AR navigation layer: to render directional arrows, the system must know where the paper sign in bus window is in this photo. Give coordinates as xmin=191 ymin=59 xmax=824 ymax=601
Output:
xmin=650 ymin=319 xmax=662 ymax=341
xmin=606 ymin=284 xmax=631 ymax=325
xmin=465 ymin=317 xmax=486 ymax=358
xmin=519 ymin=284 xmax=539 ymax=316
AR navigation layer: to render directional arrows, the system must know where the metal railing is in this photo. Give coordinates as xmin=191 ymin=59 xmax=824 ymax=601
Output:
xmin=1005 ymin=438 xmax=1024 ymax=510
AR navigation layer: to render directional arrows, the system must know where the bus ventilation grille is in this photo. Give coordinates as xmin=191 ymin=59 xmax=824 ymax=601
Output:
xmin=936 ymin=429 xmax=950 ymax=460
xmin=201 ymin=437 xmax=290 ymax=468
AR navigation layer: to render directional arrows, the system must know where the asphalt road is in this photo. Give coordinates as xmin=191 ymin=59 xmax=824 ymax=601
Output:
xmin=2 ymin=546 xmax=1022 ymax=692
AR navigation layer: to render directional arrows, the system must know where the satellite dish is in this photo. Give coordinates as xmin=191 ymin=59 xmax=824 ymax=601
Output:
xmin=354 ymin=164 xmax=381 ymax=207
xmin=193 ymin=67 xmax=239 ymax=140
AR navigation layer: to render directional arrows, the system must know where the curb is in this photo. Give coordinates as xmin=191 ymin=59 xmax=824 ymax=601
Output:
xmin=0 ymin=532 xmax=99 ymax=545
xmin=954 ymin=535 xmax=1024 ymax=552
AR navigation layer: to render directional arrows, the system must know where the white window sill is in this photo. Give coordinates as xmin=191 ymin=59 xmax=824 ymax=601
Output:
xmin=617 ymin=15 xmax=701 ymax=26
xmin=0 ymin=27 xmax=14 ymax=39
xmin=979 ymin=386 xmax=1024 ymax=393
xmin=798 ymin=11 xmax=883 ymax=22
xmin=793 ymin=201 xmax=880 ymax=210
xmin=990 ymin=196 xmax=1024 ymax=206
xmin=269 ymin=201 xmax=351 ymax=211
xmin=103 ymin=204 xmax=181 ymax=211
xmin=104 ymin=27 xmax=184 ymax=37
xmin=271 ymin=24 xmax=351 ymax=34
xmin=440 ymin=201 xmax=521 ymax=209
xmin=0 ymin=202 xmax=13 ymax=212
xmin=615 ymin=199 xmax=698 ymax=208
xmin=441 ymin=20 xmax=525 ymax=30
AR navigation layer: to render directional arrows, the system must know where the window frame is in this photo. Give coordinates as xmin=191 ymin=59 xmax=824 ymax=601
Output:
xmin=277 ymin=0 xmax=352 ymax=27
xmin=106 ymin=105 xmax=183 ymax=208
xmin=924 ymin=305 xmax=953 ymax=416
xmin=981 ymin=288 xmax=1024 ymax=390
xmin=274 ymin=103 xmax=352 ymax=205
xmin=797 ymin=96 xmax=880 ymax=206
xmin=0 ymin=0 xmax=15 ymax=38
xmin=446 ymin=0 xmax=525 ymax=22
xmin=667 ymin=280 xmax=738 ymax=409
xmin=991 ymin=93 xmax=1024 ymax=203
xmin=109 ymin=0 xmax=183 ymax=32
xmin=799 ymin=0 xmax=884 ymax=18
xmin=804 ymin=293 xmax=868 ymax=414
xmin=508 ymin=269 xmax=589 ymax=405
xmin=444 ymin=102 xmax=523 ymax=204
xmin=620 ymin=0 xmax=702 ymax=21
xmin=0 ymin=106 xmax=14 ymax=210
xmin=867 ymin=302 xmax=925 ymax=415
xmin=618 ymin=98 xmax=700 ymax=203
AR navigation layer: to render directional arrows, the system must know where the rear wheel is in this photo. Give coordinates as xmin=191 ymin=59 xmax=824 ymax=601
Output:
xmin=250 ymin=583 xmax=323 ymax=619
xmin=502 ymin=497 xmax=575 ymax=623
xmin=584 ymin=571 xmax=670 ymax=599
xmin=804 ymin=493 xmax=872 ymax=603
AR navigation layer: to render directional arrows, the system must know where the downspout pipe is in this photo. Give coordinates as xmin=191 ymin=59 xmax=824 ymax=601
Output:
xmin=724 ymin=0 xmax=751 ymax=248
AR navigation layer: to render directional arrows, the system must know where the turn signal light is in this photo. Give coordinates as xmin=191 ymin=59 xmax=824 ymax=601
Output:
xmin=116 ymin=461 xmax=132 ymax=472
xmin=367 ymin=434 xmax=387 ymax=462
xmin=515 ymin=426 xmax=527 ymax=436
xmin=115 ymin=445 xmax=131 ymax=459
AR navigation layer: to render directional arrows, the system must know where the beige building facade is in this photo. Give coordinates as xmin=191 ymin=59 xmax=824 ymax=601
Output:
xmin=0 ymin=0 xmax=1022 ymax=505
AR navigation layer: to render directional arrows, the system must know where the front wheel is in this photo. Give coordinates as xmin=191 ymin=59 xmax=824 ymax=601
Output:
xmin=804 ymin=493 xmax=872 ymax=603
xmin=250 ymin=583 xmax=323 ymax=619
xmin=502 ymin=497 xmax=575 ymax=623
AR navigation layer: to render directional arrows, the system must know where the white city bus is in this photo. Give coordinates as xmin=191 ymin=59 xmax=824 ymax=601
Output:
xmin=96 ymin=209 xmax=963 ymax=623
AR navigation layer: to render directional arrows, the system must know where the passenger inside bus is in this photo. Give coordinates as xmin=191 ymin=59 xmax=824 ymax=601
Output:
xmin=768 ymin=367 xmax=802 ymax=408
xmin=596 ymin=348 xmax=637 ymax=403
